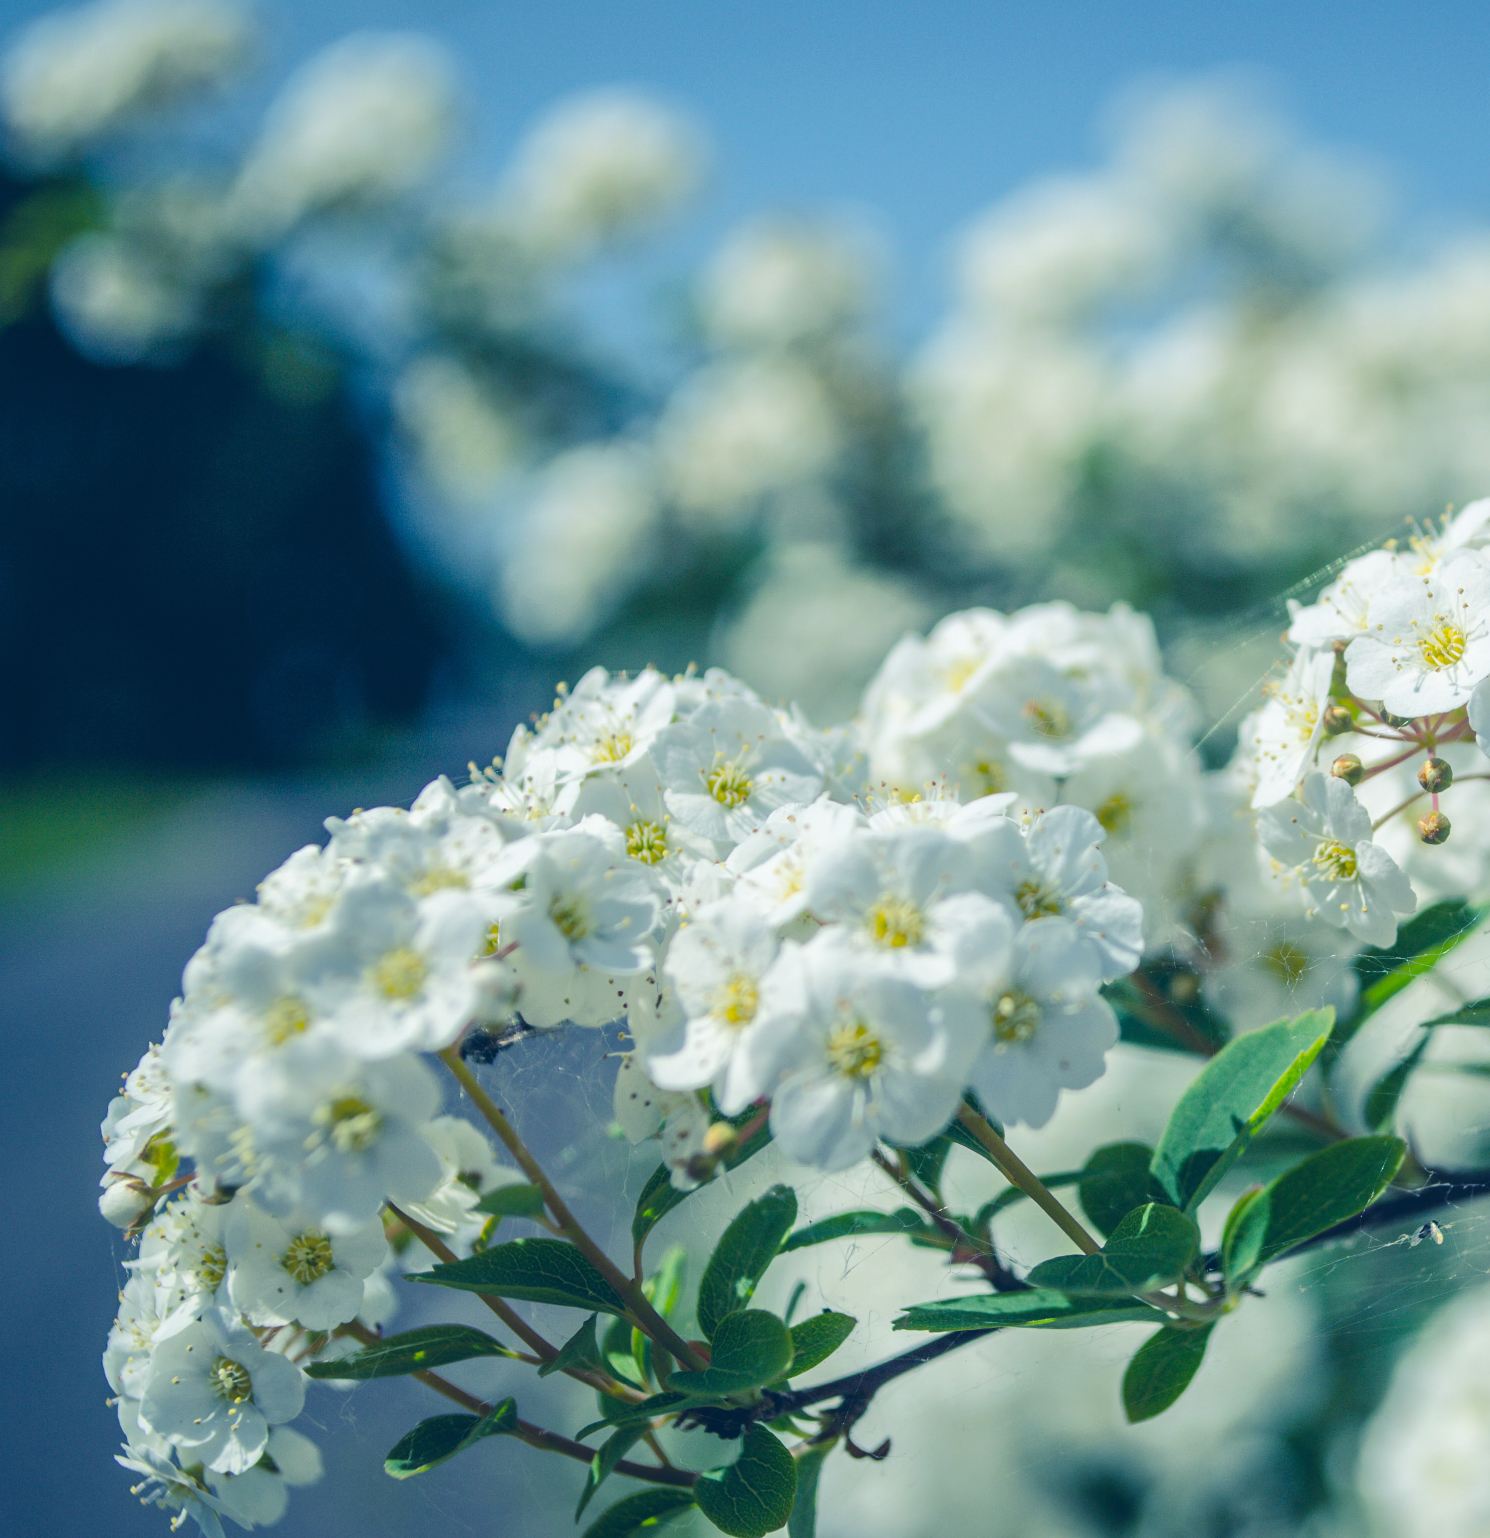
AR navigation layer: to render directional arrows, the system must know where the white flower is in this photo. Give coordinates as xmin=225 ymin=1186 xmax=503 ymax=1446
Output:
xmin=499 ymin=444 xmax=662 ymax=647
xmin=396 ymin=1114 xmax=524 ymax=1239
xmin=803 ymin=823 xmax=973 ymax=982
xmin=936 ymin=895 xmax=1119 ymax=1128
xmin=569 ymin=759 xmax=708 ymax=878
xmin=1257 ymin=772 xmax=1416 ymax=946
xmin=1286 ymin=548 xmax=1401 ymax=647
xmin=726 ymin=796 xmax=866 ymax=933
xmin=207 ymin=1426 xmax=323 ymax=1529
xmin=102 ymin=1042 xmax=175 ymax=1176
xmin=611 ymin=1054 xmax=711 ymax=1190
xmin=115 ymin=1445 xmax=228 ymax=1538
xmin=736 ymin=935 xmax=980 ymax=1171
xmin=495 ymin=828 xmax=661 ymax=1027
xmin=137 ymin=1307 xmax=305 ymax=1475
xmin=502 ymin=88 xmax=704 ymax=258
xmin=231 ymin=32 xmax=456 ymax=235
xmin=224 ymin=1198 xmax=386 ymax=1330
xmin=655 ymin=698 xmax=824 ymax=853
xmin=971 ymin=805 xmax=1144 ymax=979
xmin=1344 ymin=550 xmax=1490 ymax=715
xmin=1 ymin=0 xmax=248 ymax=157
xmin=105 ymin=1272 xmax=190 ymax=1404
xmin=1246 ymin=647 xmax=1336 ymax=808
xmin=658 ymin=357 xmax=842 ymax=530
xmin=242 ymin=1049 xmax=442 ymax=1232
xmin=305 ymin=875 xmax=497 ymax=1057
xmin=648 ymin=900 xmax=780 ymax=1099
xmin=136 ymin=1191 xmax=234 ymax=1308
xmin=699 ymin=216 xmax=873 ymax=348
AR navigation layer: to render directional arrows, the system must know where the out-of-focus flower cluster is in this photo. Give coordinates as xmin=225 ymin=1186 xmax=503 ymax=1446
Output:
xmin=12 ymin=6 xmax=1490 ymax=719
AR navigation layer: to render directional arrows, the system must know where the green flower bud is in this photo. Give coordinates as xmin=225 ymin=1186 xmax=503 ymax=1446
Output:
xmin=1321 ymin=705 xmax=1354 ymax=736
xmin=1419 ymin=810 xmax=1452 ymax=845
xmin=1331 ymin=754 xmax=1365 ymax=786
xmin=1418 ymin=757 xmax=1454 ymax=793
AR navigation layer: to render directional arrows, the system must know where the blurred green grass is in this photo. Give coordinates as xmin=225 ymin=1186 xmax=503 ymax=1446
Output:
xmin=0 ymin=773 xmax=205 ymax=899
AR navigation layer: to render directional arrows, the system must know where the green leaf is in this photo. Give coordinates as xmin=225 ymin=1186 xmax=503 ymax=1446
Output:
xmin=779 ymin=1312 xmax=856 ymax=1379
xmin=1150 ymin=1010 xmax=1334 ymax=1211
xmin=630 ymin=1108 xmax=773 ymax=1257
xmin=1122 ymin=1326 xmax=1213 ymax=1422
xmin=697 ymin=1185 xmax=798 ymax=1340
xmin=575 ymin=1426 xmax=647 ymax=1521
xmin=1220 ymin=1186 xmax=1268 ymax=1287
xmin=580 ymin=1488 xmax=696 ymax=1538
xmin=787 ymin=1441 xmax=836 ymax=1538
xmin=693 ymin=1425 xmax=798 ymax=1538
xmin=305 ymin=1324 xmax=510 ymax=1380
xmin=780 ymin=1210 xmax=927 ymax=1252
xmin=474 ymin=1182 xmax=547 ymax=1219
xmin=644 ymin=1245 xmax=689 ymax=1319
xmin=1230 ymin=1135 xmax=1407 ymax=1278
xmin=1331 ymin=899 xmax=1488 ymax=1059
xmin=1077 ymin=1143 xmax=1163 ymax=1239
xmin=538 ymin=1313 xmax=606 ymax=1379
xmin=1027 ymin=1204 xmax=1200 ymax=1297
xmin=1365 ymin=1034 xmax=1431 ymax=1132
xmin=412 ymin=1237 xmax=627 ymax=1315
xmin=894 ymin=1288 xmax=1163 ymax=1333
xmin=671 ymin=1309 xmax=795 ymax=1395
xmin=383 ymin=1398 xmax=517 ymax=1478
xmin=1420 ymin=996 xmax=1490 ymax=1028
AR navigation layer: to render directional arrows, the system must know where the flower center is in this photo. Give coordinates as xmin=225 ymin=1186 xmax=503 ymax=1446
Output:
xmin=1022 ymin=697 xmax=1072 ymax=739
xmin=194 ymin=1244 xmax=228 ymax=1292
xmin=410 ymin=866 xmax=469 ymax=896
xmin=1419 ymin=622 xmax=1466 ymax=670
xmin=549 ymin=895 xmax=590 ymax=940
xmin=1311 ymin=840 xmax=1358 ymax=882
xmin=943 ymin=656 xmax=979 ymax=694
xmin=482 ymin=921 xmax=503 ymax=956
xmin=1015 ymin=877 xmax=1065 ymax=918
xmin=712 ymin=973 xmax=759 ymax=1027
xmin=263 ymin=996 xmax=310 ymax=1046
xmin=211 ymin=1356 xmax=253 ymax=1404
xmin=593 ymin=730 xmax=634 ymax=763
xmin=281 ymin=1230 xmax=336 ymax=1284
xmin=1095 ymin=793 xmax=1132 ymax=836
xmin=866 ymin=896 xmax=925 ymax=949
xmin=626 ymin=820 xmax=669 ymax=864
xmin=1262 ymin=941 xmax=1308 ymax=987
xmin=826 ymin=1018 xmax=884 ymax=1078
xmin=321 ymin=1095 xmax=383 ymax=1153
xmin=371 ymin=948 xmax=427 ymax=1001
xmin=992 ymin=990 xmax=1042 ymax=1045
xmin=707 ymin=758 xmax=754 ymax=808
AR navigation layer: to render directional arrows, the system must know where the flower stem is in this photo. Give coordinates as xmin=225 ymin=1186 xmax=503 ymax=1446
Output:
xmin=955 ymin=1106 xmax=1101 ymax=1255
xmin=438 ymin=1047 xmax=708 ymax=1371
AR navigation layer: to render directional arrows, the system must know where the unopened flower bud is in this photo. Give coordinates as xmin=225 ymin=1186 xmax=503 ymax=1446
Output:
xmin=1418 ymin=757 xmax=1454 ymax=793
xmin=1419 ymin=810 xmax=1452 ymax=845
xmin=1321 ymin=705 xmax=1354 ymax=736
xmin=1379 ymin=709 xmax=1413 ymax=729
xmin=701 ymin=1121 xmax=738 ymax=1159
xmin=1331 ymin=754 xmax=1365 ymax=786
xmin=99 ymin=1177 xmax=153 ymax=1230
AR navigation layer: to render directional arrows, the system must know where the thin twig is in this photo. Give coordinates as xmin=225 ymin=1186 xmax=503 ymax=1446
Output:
xmin=439 ymin=1047 xmax=708 ymax=1371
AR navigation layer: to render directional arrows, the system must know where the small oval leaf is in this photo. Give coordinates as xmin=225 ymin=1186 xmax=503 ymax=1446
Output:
xmin=671 ymin=1309 xmax=794 ymax=1395
xmin=475 ymin=1182 xmax=547 ymax=1219
xmin=1122 ymin=1326 xmax=1213 ymax=1422
xmin=383 ymin=1398 xmax=517 ymax=1478
xmin=694 ymin=1425 xmax=798 ymax=1537
xmin=697 ymin=1186 xmax=797 ymax=1340
xmin=580 ymin=1487 xmax=696 ymax=1538
xmin=413 ymin=1237 xmax=627 ymax=1316
xmin=306 ymin=1323 xmax=510 ymax=1380
xmin=1027 ymin=1203 xmax=1199 ymax=1297
xmin=780 ymin=1312 xmax=856 ymax=1379
xmin=895 ymin=1289 xmax=1163 ymax=1333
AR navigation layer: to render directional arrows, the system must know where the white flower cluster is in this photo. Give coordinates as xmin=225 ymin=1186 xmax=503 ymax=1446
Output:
xmin=1223 ymin=499 xmax=1490 ymax=952
xmin=98 ymin=634 xmax=1159 ymax=1533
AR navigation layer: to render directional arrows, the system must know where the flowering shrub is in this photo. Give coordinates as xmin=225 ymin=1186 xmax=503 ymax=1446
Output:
xmin=98 ymin=518 xmax=1490 ymax=1536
